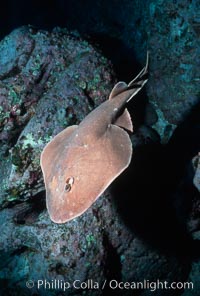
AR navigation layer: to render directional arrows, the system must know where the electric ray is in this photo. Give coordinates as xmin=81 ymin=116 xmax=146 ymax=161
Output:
xmin=41 ymin=53 xmax=149 ymax=223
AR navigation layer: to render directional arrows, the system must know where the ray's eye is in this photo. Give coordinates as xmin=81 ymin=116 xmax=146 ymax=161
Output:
xmin=65 ymin=177 xmax=74 ymax=192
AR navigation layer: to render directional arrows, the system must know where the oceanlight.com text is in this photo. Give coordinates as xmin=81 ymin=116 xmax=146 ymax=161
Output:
xmin=26 ymin=278 xmax=194 ymax=292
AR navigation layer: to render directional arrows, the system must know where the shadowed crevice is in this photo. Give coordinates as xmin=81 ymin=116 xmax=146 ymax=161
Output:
xmin=112 ymin=101 xmax=200 ymax=258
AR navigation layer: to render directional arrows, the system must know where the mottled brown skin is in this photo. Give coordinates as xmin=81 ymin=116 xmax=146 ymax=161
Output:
xmin=40 ymin=54 xmax=148 ymax=223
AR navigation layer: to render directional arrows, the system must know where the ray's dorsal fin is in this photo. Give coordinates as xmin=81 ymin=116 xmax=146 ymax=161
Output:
xmin=109 ymin=81 xmax=128 ymax=99
xmin=114 ymin=108 xmax=133 ymax=132
xmin=109 ymin=82 xmax=133 ymax=131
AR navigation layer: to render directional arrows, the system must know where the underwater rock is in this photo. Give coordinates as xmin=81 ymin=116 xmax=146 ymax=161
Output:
xmin=0 ymin=191 xmax=190 ymax=296
xmin=145 ymin=0 xmax=200 ymax=140
xmin=0 ymin=26 xmax=115 ymax=207
xmin=0 ymin=26 xmax=34 ymax=79
xmin=101 ymin=0 xmax=200 ymax=143
xmin=187 ymin=153 xmax=200 ymax=238
xmin=193 ymin=153 xmax=200 ymax=192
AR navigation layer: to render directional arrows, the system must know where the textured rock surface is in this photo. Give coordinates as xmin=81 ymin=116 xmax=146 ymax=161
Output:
xmin=134 ymin=0 xmax=200 ymax=143
xmin=133 ymin=2 xmax=200 ymax=293
xmin=193 ymin=153 xmax=200 ymax=192
xmin=0 ymin=26 xmax=114 ymax=208
xmin=0 ymin=190 xmax=191 ymax=296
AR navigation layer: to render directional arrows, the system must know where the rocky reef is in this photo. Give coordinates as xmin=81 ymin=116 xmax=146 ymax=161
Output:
xmin=0 ymin=0 xmax=200 ymax=295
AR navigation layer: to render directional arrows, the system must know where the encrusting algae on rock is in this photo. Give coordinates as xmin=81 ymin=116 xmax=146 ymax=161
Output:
xmin=0 ymin=26 xmax=116 ymax=207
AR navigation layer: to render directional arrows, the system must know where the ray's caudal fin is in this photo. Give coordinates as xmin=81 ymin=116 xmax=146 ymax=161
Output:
xmin=40 ymin=52 xmax=149 ymax=223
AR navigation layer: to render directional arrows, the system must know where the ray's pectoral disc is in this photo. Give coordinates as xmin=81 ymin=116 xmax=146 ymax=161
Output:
xmin=43 ymin=123 xmax=132 ymax=223
xmin=40 ymin=53 xmax=148 ymax=223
